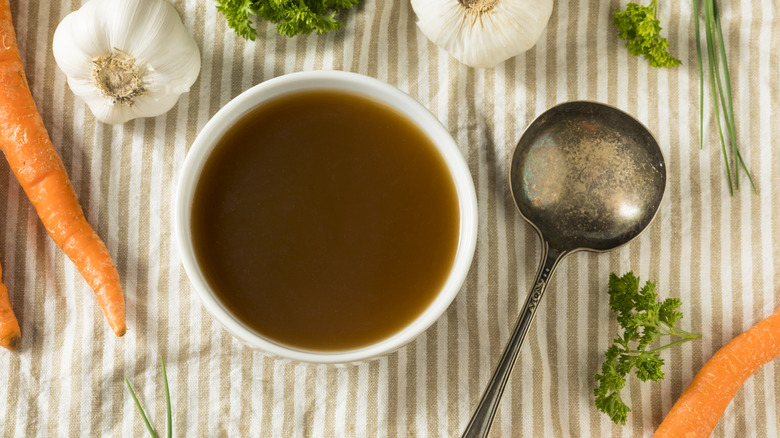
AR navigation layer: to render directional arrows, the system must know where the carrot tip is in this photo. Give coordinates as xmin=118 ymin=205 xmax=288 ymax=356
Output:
xmin=2 ymin=334 xmax=21 ymax=351
xmin=112 ymin=322 xmax=127 ymax=337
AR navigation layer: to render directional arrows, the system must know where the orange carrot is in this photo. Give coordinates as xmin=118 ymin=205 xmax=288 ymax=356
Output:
xmin=0 ymin=0 xmax=125 ymax=336
xmin=654 ymin=306 xmax=780 ymax=438
xmin=0 ymin=259 xmax=20 ymax=350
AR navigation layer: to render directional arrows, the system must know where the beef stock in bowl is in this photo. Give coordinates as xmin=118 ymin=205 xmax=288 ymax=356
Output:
xmin=174 ymin=71 xmax=477 ymax=363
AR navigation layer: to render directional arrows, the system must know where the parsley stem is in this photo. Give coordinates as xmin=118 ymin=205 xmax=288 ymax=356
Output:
xmin=662 ymin=325 xmax=701 ymax=339
xmin=621 ymin=330 xmax=701 ymax=355
xmin=627 ymin=335 xmax=702 ymax=355
xmin=641 ymin=321 xmax=701 ymax=339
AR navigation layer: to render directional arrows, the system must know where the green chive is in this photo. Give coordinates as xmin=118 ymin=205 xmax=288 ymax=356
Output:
xmin=692 ymin=0 xmax=704 ymax=151
xmin=703 ymin=0 xmax=733 ymax=194
xmin=124 ymin=356 xmax=172 ymax=438
xmin=711 ymin=0 xmax=738 ymax=186
xmin=696 ymin=0 xmax=756 ymax=195
xmin=125 ymin=376 xmax=159 ymax=438
xmin=712 ymin=0 xmax=757 ymax=192
xmin=162 ymin=357 xmax=172 ymax=438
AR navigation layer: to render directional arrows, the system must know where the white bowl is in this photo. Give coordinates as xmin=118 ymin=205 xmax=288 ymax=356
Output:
xmin=174 ymin=71 xmax=477 ymax=363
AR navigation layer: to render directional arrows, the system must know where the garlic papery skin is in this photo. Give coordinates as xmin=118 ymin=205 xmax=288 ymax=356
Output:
xmin=411 ymin=0 xmax=553 ymax=69
xmin=52 ymin=0 xmax=201 ymax=125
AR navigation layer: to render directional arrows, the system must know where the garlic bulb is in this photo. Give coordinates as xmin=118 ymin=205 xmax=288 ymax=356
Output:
xmin=52 ymin=0 xmax=201 ymax=125
xmin=411 ymin=0 xmax=554 ymax=69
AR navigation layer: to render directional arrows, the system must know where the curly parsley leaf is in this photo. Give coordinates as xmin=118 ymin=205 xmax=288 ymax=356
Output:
xmin=594 ymin=272 xmax=700 ymax=425
xmin=613 ymin=1 xmax=682 ymax=68
xmin=216 ymin=0 xmax=260 ymax=40
xmin=216 ymin=0 xmax=361 ymax=40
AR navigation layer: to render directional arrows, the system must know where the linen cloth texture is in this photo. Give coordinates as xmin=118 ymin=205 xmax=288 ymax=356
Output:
xmin=0 ymin=0 xmax=778 ymax=436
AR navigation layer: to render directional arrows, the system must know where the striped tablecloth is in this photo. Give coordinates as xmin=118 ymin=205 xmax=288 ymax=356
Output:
xmin=2 ymin=0 xmax=778 ymax=436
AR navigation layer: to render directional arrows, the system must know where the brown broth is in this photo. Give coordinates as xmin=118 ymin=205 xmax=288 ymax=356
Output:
xmin=191 ymin=89 xmax=460 ymax=351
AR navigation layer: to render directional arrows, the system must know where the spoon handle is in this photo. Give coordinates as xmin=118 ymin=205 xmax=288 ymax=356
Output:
xmin=461 ymin=243 xmax=565 ymax=438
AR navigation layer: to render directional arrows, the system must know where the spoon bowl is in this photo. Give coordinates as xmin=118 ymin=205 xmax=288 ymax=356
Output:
xmin=463 ymin=101 xmax=666 ymax=437
xmin=512 ymin=101 xmax=666 ymax=252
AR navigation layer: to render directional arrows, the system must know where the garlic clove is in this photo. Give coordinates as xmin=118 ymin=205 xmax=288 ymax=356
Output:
xmin=142 ymin=47 xmax=201 ymax=95
xmin=411 ymin=0 xmax=554 ymax=69
xmin=82 ymin=96 xmax=127 ymax=126
xmin=52 ymin=0 xmax=201 ymax=125
xmin=51 ymin=10 xmax=106 ymax=79
xmin=130 ymin=93 xmax=182 ymax=122
xmin=109 ymin=0 xmax=193 ymax=67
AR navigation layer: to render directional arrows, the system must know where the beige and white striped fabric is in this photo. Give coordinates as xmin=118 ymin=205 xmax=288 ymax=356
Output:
xmin=1 ymin=0 xmax=778 ymax=436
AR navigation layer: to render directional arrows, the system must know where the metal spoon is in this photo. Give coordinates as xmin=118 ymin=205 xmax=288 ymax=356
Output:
xmin=462 ymin=101 xmax=666 ymax=437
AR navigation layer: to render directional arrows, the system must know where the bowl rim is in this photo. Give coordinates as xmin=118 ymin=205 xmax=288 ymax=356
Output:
xmin=174 ymin=70 xmax=478 ymax=364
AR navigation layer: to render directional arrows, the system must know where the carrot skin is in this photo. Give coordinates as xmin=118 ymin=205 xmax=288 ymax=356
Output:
xmin=0 ymin=0 xmax=125 ymax=336
xmin=654 ymin=306 xmax=780 ymax=438
xmin=0 ymin=260 xmax=21 ymax=351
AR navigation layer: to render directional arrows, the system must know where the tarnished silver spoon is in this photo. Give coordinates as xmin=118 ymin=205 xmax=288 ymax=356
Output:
xmin=462 ymin=101 xmax=666 ymax=437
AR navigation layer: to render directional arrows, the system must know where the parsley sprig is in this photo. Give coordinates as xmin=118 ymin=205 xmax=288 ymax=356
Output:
xmin=216 ymin=0 xmax=361 ymax=40
xmin=594 ymin=272 xmax=700 ymax=425
xmin=613 ymin=1 xmax=681 ymax=68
